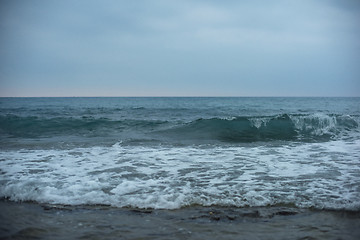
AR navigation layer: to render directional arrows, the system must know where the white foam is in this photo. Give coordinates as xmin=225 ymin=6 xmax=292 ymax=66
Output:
xmin=1 ymin=140 xmax=360 ymax=210
xmin=290 ymin=113 xmax=358 ymax=137
xmin=249 ymin=117 xmax=271 ymax=128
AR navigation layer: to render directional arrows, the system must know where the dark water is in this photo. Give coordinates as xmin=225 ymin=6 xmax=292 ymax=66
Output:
xmin=1 ymin=97 xmax=359 ymax=147
xmin=1 ymin=97 xmax=360 ymax=239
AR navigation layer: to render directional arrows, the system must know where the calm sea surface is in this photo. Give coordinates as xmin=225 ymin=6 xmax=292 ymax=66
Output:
xmin=1 ymin=97 xmax=359 ymax=239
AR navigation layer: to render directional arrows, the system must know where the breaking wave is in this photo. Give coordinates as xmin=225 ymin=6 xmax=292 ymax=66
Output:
xmin=0 ymin=114 xmax=358 ymax=142
xmin=161 ymin=114 xmax=359 ymax=142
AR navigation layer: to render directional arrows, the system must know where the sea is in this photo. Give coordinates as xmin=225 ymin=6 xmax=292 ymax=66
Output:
xmin=0 ymin=97 xmax=359 ymax=239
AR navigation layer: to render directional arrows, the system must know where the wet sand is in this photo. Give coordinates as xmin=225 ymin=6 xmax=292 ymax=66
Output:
xmin=1 ymin=200 xmax=359 ymax=240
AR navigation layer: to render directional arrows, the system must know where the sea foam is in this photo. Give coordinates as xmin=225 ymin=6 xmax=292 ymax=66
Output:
xmin=1 ymin=140 xmax=359 ymax=210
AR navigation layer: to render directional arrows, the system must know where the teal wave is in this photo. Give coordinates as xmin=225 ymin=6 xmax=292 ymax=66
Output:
xmin=0 ymin=115 xmax=167 ymax=138
xmin=0 ymin=114 xmax=358 ymax=142
xmin=159 ymin=114 xmax=359 ymax=142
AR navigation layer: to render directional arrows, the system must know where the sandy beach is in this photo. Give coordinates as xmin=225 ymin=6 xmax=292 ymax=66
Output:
xmin=1 ymin=199 xmax=360 ymax=240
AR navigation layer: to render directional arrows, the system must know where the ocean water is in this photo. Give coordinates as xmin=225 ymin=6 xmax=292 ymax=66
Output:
xmin=1 ymin=97 xmax=360 ymax=209
xmin=1 ymin=97 xmax=360 ymax=239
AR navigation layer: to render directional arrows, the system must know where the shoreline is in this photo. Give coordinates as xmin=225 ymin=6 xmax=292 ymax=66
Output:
xmin=1 ymin=200 xmax=359 ymax=240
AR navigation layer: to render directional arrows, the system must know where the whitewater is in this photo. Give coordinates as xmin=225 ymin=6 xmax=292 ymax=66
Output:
xmin=1 ymin=97 xmax=360 ymax=211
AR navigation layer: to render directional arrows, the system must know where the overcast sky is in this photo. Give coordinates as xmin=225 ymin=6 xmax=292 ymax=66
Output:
xmin=1 ymin=0 xmax=359 ymax=97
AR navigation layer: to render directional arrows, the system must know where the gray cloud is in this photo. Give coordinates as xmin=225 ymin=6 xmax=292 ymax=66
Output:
xmin=1 ymin=0 xmax=359 ymax=96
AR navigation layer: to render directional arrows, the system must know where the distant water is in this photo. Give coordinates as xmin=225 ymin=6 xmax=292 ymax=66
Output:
xmin=1 ymin=97 xmax=360 ymax=210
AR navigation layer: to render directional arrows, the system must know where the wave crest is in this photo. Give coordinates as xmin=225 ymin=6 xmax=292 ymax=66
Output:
xmin=0 ymin=114 xmax=358 ymax=142
xmin=161 ymin=114 xmax=359 ymax=142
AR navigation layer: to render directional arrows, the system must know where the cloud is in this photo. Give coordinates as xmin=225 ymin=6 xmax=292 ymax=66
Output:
xmin=0 ymin=0 xmax=359 ymax=96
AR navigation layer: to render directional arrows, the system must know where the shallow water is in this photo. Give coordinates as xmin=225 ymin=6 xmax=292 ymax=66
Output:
xmin=1 ymin=200 xmax=359 ymax=240
xmin=1 ymin=140 xmax=359 ymax=210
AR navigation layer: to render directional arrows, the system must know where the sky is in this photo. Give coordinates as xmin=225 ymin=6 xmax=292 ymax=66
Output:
xmin=0 ymin=0 xmax=359 ymax=97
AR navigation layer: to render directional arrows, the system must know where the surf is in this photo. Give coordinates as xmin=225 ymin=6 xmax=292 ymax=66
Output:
xmin=158 ymin=114 xmax=359 ymax=143
xmin=1 ymin=113 xmax=358 ymax=143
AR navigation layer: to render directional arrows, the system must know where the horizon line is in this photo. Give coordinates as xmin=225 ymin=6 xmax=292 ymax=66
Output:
xmin=0 ymin=95 xmax=359 ymax=98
